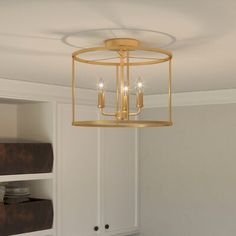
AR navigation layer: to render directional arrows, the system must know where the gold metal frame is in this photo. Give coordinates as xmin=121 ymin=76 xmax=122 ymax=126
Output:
xmin=72 ymin=38 xmax=173 ymax=128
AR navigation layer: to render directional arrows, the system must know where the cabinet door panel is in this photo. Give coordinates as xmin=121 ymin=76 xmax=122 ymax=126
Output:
xmin=102 ymin=128 xmax=139 ymax=235
xmin=58 ymin=105 xmax=100 ymax=236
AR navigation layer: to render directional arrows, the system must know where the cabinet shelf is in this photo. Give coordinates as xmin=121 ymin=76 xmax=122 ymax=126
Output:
xmin=0 ymin=173 xmax=54 ymax=182
xmin=12 ymin=229 xmax=53 ymax=236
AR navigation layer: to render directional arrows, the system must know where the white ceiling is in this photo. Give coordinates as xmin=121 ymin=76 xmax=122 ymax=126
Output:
xmin=0 ymin=0 xmax=235 ymax=94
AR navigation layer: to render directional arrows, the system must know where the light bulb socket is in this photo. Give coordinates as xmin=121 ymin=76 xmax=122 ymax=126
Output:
xmin=98 ymin=91 xmax=105 ymax=108
xmin=136 ymin=92 xmax=143 ymax=108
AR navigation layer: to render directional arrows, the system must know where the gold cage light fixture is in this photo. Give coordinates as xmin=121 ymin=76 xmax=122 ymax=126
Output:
xmin=72 ymin=38 xmax=173 ymax=127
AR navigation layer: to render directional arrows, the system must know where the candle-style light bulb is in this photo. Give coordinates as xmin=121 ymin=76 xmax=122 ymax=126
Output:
xmin=121 ymin=84 xmax=129 ymax=117
xmin=97 ymin=78 xmax=105 ymax=108
xmin=136 ymin=77 xmax=144 ymax=108
xmin=136 ymin=77 xmax=144 ymax=92
xmin=123 ymin=85 xmax=129 ymax=95
xmin=98 ymin=78 xmax=104 ymax=91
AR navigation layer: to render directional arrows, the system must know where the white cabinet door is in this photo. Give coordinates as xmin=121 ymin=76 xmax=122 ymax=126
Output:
xmin=58 ymin=104 xmax=101 ymax=236
xmin=101 ymin=128 xmax=139 ymax=235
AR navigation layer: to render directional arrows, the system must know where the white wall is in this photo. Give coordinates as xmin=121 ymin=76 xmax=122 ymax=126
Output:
xmin=140 ymin=104 xmax=236 ymax=236
xmin=0 ymin=103 xmax=18 ymax=138
xmin=17 ymin=102 xmax=54 ymax=142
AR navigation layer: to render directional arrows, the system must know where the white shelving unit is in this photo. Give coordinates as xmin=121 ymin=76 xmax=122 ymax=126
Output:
xmin=0 ymin=99 xmax=56 ymax=236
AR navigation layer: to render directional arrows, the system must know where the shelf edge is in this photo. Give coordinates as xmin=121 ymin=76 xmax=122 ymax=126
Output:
xmin=0 ymin=173 xmax=54 ymax=182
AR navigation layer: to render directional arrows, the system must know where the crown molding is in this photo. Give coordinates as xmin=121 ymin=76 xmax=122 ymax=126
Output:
xmin=0 ymin=78 xmax=236 ymax=107
xmin=144 ymin=89 xmax=236 ymax=108
xmin=0 ymin=78 xmax=71 ymax=102
xmin=0 ymin=78 xmax=116 ymax=106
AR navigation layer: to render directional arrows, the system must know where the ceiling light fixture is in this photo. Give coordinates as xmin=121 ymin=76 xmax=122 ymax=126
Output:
xmin=72 ymin=38 xmax=173 ymax=127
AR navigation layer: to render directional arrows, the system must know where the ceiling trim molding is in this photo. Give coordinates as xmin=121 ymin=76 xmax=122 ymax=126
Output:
xmin=0 ymin=78 xmax=236 ymax=108
xmin=0 ymin=78 xmax=116 ymax=106
xmin=0 ymin=78 xmax=71 ymax=103
xmin=145 ymin=89 xmax=236 ymax=108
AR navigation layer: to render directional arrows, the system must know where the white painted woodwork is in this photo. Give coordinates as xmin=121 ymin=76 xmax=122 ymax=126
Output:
xmin=1 ymin=78 xmax=236 ymax=236
xmin=0 ymin=94 xmax=139 ymax=236
xmin=57 ymin=104 xmax=139 ymax=236
xmin=57 ymin=104 xmax=100 ymax=236
xmin=0 ymin=173 xmax=53 ymax=182
xmin=101 ymin=128 xmax=139 ymax=235
xmin=0 ymin=99 xmax=56 ymax=236
xmin=144 ymin=89 xmax=236 ymax=108
xmin=12 ymin=229 xmax=53 ymax=236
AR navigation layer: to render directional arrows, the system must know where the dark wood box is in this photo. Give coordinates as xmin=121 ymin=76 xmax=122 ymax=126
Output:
xmin=0 ymin=141 xmax=53 ymax=175
xmin=0 ymin=198 xmax=53 ymax=235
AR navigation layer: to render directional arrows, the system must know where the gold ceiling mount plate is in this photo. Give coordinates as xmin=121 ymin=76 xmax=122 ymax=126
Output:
xmin=104 ymin=38 xmax=140 ymax=51
xmin=72 ymin=37 xmax=173 ymax=128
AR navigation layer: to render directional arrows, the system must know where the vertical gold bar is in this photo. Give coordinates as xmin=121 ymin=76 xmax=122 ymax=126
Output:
xmin=126 ymin=51 xmax=130 ymax=119
xmin=168 ymin=59 xmax=172 ymax=122
xmin=116 ymin=65 xmax=119 ymax=116
xmin=120 ymin=51 xmax=124 ymax=113
xmin=72 ymin=56 xmax=76 ymax=124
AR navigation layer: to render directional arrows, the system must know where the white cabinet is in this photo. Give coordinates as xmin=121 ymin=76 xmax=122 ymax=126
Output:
xmin=57 ymin=104 xmax=139 ymax=236
xmin=57 ymin=105 xmax=100 ymax=236
xmin=101 ymin=128 xmax=139 ymax=235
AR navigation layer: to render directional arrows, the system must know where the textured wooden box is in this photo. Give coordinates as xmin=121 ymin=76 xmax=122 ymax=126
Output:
xmin=0 ymin=198 xmax=53 ymax=235
xmin=0 ymin=141 xmax=53 ymax=175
